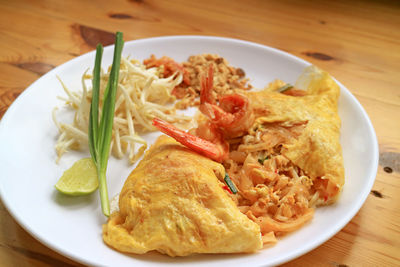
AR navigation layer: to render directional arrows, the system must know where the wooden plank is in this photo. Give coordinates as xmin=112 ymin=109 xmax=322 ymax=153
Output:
xmin=0 ymin=201 xmax=84 ymax=267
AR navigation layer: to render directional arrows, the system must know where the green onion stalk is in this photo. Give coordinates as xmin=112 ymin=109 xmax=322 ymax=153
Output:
xmin=88 ymin=32 xmax=124 ymax=216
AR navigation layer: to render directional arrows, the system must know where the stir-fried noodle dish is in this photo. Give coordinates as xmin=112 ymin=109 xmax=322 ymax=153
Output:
xmin=54 ymin=53 xmax=344 ymax=256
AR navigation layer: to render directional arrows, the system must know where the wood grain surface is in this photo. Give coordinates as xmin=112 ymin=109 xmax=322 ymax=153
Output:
xmin=0 ymin=0 xmax=399 ymax=266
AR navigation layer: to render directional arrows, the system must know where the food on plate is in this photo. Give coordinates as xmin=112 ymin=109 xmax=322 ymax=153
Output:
xmin=102 ymin=135 xmax=263 ymax=256
xmin=53 ymin=44 xmax=344 ymax=254
xmin=53 ymin=51 xmax=192 ymax=165
xmin=54 ymin=33 xmax=125 ymax=216
xmin=87 ymin=37 xmax=124 ymax=216
xmin=54 ymin=158 xmax=98 ymax=196
xmin=154 ymin=65 xmax=344 ymax=241
xmin=145 ymin=54 xmax=252 ymax=109
xmin=53 ymin=53 xmax=251 ymax=164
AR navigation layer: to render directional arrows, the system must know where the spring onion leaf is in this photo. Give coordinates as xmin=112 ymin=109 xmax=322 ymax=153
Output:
xmin=277 ymin=83 xmax=293 ymax=93
xmin=88 ymin=45 xmax=102 ymax=164
xmin=224 ymin=173 xmax=238 ymax=194
xmin=258 ymin=155 xmax=269 ymax=165
xmin=88 ymin=32 xmax=124 ymax=216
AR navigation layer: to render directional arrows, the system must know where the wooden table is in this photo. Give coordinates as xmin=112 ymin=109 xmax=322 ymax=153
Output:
xmin=0 ymin=0 xmax=399 ymax=266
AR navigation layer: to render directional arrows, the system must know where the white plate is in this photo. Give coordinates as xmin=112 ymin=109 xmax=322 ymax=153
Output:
xmin=0 ymin=36 xmax=378 ymax=266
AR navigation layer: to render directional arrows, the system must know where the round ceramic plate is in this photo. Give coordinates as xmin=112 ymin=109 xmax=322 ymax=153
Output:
xmin=0 ymin=36 xmax=378 ymax=266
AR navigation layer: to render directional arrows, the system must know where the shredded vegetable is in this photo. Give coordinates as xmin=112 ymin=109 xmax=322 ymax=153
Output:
xmin=224 ymin=173 xmax=238 ymax=194
xmin=53 ymin=53 xmax=193 ymax=164
xmin=277 ymin=83 xmax=293 ymax=93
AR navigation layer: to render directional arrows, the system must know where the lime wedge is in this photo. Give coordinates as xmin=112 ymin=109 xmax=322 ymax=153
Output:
xmin=55 ymin=158 xmax=98 ymax=196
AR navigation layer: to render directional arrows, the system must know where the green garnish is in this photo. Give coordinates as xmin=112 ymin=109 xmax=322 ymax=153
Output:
xmin=224 ymin=173 xmax=238 ymax=194
xmin=258 ymin=155 xmax=269 ymax=165
xmin=277 ymin=84 xmax=293 ymax=93
xmin=89 ymin=32 xmax=124 ymax=216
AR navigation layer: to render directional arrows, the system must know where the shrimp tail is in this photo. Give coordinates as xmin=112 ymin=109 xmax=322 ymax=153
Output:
xmin=200 ymin=65 xmax=215 ymax=105
xmin=152 ymin=118 xmax=225 ymax=162
xmin=199 ymin=65 xmax=234 ymax=124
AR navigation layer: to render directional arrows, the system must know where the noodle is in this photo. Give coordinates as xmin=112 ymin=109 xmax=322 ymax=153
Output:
xmin=223 ymin=122 xmax=318 ymax=237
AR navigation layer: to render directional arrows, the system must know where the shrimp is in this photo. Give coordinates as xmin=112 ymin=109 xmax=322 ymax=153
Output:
xmin=144 ymin=55 xmax=190 ymax=86
xmin=152 ymin=118 xmax=228 ymax=162
xmin=199 ymin=65 xmax=255 ymax=138
xmin=152 ymin=66 xmax=255 ymax=162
